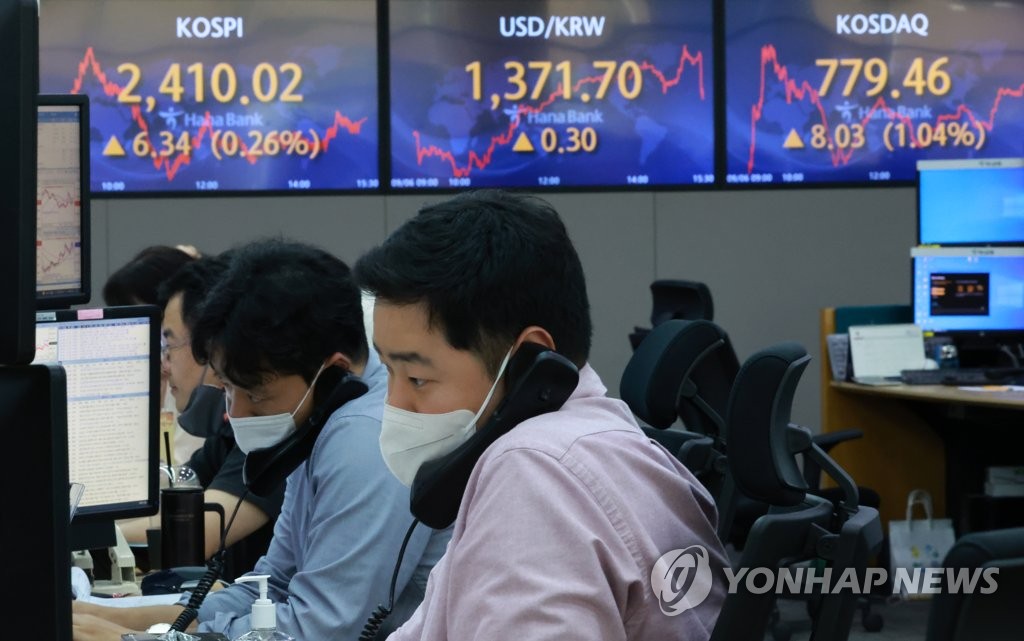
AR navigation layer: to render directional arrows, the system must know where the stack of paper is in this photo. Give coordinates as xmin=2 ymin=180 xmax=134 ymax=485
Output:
xmin=984 ymin=466 xmax=1024 ymax=497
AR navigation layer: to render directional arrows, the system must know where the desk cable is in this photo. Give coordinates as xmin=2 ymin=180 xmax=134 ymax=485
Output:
xmin=170 ymin=489 xmax=249 ymax=633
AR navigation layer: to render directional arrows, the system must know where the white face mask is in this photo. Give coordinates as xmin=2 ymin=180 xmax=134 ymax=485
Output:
xmin=227 ymin=363 xmax=326 ymax=455
xmin=380 ymin=348 xmax=513 ymax=487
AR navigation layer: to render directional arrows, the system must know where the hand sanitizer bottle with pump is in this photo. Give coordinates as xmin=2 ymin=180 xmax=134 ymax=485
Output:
xmin=232 ymin=574 xmax=295 ymax=641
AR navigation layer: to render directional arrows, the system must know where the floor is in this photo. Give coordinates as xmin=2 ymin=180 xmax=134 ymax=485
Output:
xmin=773 ymin=596 xmax=931 ymax=641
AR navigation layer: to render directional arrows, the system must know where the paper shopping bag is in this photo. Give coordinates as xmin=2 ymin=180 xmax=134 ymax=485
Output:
xmin=888 ymin=489 xmax=956 ymax=599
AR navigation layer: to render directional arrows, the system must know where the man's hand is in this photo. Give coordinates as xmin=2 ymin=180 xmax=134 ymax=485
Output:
xmin=72 ymin=612 xmax=133 ymax=641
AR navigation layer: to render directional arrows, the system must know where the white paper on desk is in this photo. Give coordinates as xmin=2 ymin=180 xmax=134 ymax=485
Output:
xmin=849 ymin=324 xmax=927 ymax=378
xmin=76 ymin=592 xmax=182 ymax=608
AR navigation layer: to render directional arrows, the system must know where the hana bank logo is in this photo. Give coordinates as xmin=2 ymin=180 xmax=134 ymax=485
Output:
xmin=651 ymin=545 xmax=714 ymax=616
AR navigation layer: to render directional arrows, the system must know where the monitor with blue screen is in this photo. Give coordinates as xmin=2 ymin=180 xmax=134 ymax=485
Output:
xmin=917 ymin=158 xmax=1024 ymax=246
xmin=33 ymin=305 xmax=160 ymax=547
xmin=912 ymin=246 xmax=1024 ymax=337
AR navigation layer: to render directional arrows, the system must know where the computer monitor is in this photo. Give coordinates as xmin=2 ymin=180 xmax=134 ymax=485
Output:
xmin=912 ymin=246 xmax=1024 ymax=345
xmin=918 ymin=158 xmax=1024 ymax=246
xmin=0 ymin=0 xmax=39 ymax=364
xmin=37 ymin=94 xmax=91 ymax=309
xmin=0 ymin=364 xmax=72 ymax=641
xmin=33 ymin=305 xmax=161 ymax=549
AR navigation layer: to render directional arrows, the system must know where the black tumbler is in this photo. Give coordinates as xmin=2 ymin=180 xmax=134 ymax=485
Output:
xmin=160 ymin=487 xmax=225 ymax=568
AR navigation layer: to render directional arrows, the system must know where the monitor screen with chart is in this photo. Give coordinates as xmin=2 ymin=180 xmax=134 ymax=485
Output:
xmin=724 ymin=0 xmax=1024 ymax=186
xmin=33 ymin=306 xmax=160 ymax=525
xmin=912 ymin=246 xmax=1024 ymax=338
xmin=389 ymin=0 xmax=716 ymax=190
xmin=39 ymin=0 xmax=380 ymax=195
xmin=37 ymin=94 xmax=90 ymax=309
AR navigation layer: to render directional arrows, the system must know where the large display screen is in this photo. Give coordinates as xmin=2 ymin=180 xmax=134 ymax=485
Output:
xmin=40 ymin=0 xmax=379 ymax=195
xmin=912 ymin=247 xmax=1024 ymax=335
xmin=389 ymin=0 xmax=715 ymax=190
xmin=725 ymin=0 xmax=1024 ymax=186
xmin=918 ymin=158 xmax=1024 ymax=246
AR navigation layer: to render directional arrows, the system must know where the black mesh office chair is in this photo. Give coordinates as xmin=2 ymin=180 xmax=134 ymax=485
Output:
xmin=625 ymin=282 xmax=880 ymax=542
xmin=925 ymin=526 xmax=1024 ymax=641
xmin=620 ymin=318 xmax=748 ymax=541
xmin=710 ymin=342 xmax=884 ymax=641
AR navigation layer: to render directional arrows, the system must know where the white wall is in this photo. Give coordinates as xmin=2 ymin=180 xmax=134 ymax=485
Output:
xmin=91 ymin=186 xmax=917 ymax=427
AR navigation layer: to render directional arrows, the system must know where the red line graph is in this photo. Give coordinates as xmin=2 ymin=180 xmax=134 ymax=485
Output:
xmin=37 ymin=239 xmax=79 ymax=274
xmin=747 ymin=44 xmax=1024 ymax=173
xmin=38 ymin=186 xmax=79 ymax=210
xmin=413 ymin=46 xmax=705 ymax=179
xmin=69 ymin=47 xmax=366 ymax=182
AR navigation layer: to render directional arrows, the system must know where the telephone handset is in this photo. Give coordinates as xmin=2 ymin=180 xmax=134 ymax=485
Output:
xmin=410 ymin=343 xmax=580 ymax=529
xmin=243 ymin=369 xmax=368 ymax=496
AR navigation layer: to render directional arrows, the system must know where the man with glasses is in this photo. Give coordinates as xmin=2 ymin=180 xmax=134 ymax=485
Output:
xmin=74 ymin=239 xmax=449 ymax=641
xmin=119 ymin=253 xmax=285 ymax=579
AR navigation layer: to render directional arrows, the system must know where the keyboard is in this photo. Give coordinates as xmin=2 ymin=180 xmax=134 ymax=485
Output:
xmin=900 ymin=367 xmax=1024 ymax=386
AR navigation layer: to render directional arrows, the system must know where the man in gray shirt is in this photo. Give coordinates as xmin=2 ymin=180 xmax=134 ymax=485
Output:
xmin=72 ymin=239 xmax=449 ymax=641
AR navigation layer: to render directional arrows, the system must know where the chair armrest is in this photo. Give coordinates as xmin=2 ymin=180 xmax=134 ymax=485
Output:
xmin=812 ymin=428 xmax=864 ymax=453
xmin=800 ymin=428 xmax=863 ymax=490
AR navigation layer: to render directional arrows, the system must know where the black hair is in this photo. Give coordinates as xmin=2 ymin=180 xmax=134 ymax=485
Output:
xmin=103 ymin=245 xmax=197 ymax=306
xmin=191 ymin=239 xmax=368 ymax=389
xmin=156 ymin=252 xmax=232 ymax=332
xmin=353 ymin=189 xmax=591 ymax=374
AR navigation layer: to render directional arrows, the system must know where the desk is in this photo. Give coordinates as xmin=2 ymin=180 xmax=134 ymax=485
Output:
xmin=820 ymin=308 xmax=1024 ymax=529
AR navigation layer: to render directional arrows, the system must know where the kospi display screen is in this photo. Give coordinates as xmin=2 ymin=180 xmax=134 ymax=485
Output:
xmin=725 ymin=1 xmax=1024 ymax=186
xmin=389 ymin=0 xmax=715 ymax=190
xmin=40 ymin=0 xmax=379 ymax=195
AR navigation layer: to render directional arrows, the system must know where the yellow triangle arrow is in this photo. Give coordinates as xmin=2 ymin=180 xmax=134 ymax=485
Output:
xmin=783 ymin=129 xmax=804 ymax=149
xmin=103 ymin=136 xmax=126 ymax=157
xmin=512 ymin=132 xmax=535 ymax=153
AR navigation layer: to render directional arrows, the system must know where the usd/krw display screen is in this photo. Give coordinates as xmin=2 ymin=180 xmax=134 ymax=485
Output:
xmin=725 ymin=0 xmax=1024 ymax=185
xmin=40 ymin=0 xmax=379 ymax=194
xmin=389 ymin=0 xmax=715 ymax=190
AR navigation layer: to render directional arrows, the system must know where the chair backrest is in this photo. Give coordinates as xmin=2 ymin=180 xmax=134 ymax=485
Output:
xmin=926 ymin=526 xmax=1024 ymax=641
xmin=725 ymin=341 xmax=810 ymax=507
xmin=650 ymin=279 xmax=715 ymax=323
xmin=620 ymin=318 xmax=738 ymax=438
xmin=628 ymin=279 xmax=716 ymax=349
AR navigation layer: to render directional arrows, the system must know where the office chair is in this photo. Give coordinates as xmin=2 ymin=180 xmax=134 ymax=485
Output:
xmin=710 ymin=342 xmax=884 ymax=641
xmin=628 ymin=279 xmax=715 ymax=350
xmin=620 ymin=318 xmax=747 ymax=541
xmin=625 ymin=282 xmax=881 ymax=542
xmin=925 ymin=526 xmax=1024 ymax=641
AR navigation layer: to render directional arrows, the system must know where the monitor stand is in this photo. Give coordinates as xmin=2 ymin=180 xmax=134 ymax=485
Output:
xmin=89 ymin=524 xmax=141 ymax=597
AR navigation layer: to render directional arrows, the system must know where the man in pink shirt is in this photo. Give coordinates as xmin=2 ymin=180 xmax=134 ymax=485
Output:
xmin=354 ymin=189 xmax=728 ymax=640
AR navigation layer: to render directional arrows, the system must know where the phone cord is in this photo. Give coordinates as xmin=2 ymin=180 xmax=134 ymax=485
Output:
xmin=358 ymin=518 xmax=421 ymax=641
xmin=170 ymin=490 xmax=249 ymax=632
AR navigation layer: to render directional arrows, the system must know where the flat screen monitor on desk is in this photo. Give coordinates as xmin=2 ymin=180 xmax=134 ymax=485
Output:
xmin=33 ymin=305 xmax=160 ymax=549
xmin=917 ymin=158 xmax=1024 ymax=246
xmin=37 ymin=94 xmax=90 ymax=309
xmin=912 ymin=246 xmax=1024 ymax=349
